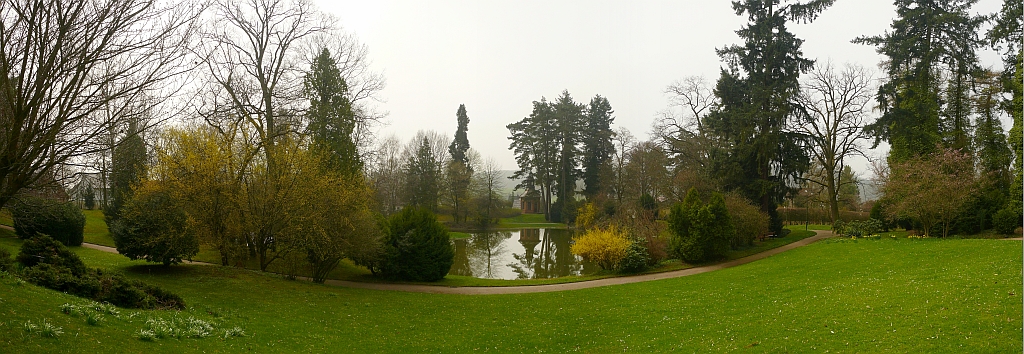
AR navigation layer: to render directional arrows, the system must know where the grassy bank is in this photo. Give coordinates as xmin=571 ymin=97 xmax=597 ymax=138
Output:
xmin=0 ymin=232 xmax=1019 ymax=352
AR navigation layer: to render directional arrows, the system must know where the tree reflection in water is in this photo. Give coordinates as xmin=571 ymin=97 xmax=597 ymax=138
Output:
xmin=449 ymin=229 xmax=593 ymax=280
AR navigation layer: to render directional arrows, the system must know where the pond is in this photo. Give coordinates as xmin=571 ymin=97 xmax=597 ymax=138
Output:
xmin=449 ymin=229 xmax=597 ymax=280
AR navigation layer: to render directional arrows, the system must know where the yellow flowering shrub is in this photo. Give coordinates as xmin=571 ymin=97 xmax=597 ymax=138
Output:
xmin=570 ymin=226 xmax=631 ymax=270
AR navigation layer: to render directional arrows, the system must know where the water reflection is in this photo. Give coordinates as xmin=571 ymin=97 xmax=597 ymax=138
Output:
xmin=449 ymin=229 xmax=595 ymax=280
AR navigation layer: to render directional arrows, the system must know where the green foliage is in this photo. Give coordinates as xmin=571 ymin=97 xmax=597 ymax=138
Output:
xmin=669 ymin=189 xmax=734 ymax=263
xmin=446 ymin=103 xmax=473 ymax=224
xmin=638 ymin=194 xmax=657 ymax=214
xmin=10 ymin=196 xmax=85 ymax=246
xmin=305 ymin=47 xmax=361 ymax=176
xmin=0 ymin=247 xmax=13 ymax=273
xmin=448 ymin=104 xmax=471 ymax=165
xmin=378 ymin=207 xmax=453 ymax=281
xmin=17 ymin=235 xmax=88 ymax=275
xmin=83 ymin=184 xmax=96 ymax=210
xmin=707 ymin=0 xmax=828 ymax=232
xmin=992 ymin=208 xmax=1021 ymax=235
xmin=110 ymin=182 xmax=198 ymax=266
xmin=855 ymin=0 xmax=984 ymax=163
xmin=16 ymin=235 xmax=184 ymax=309
xmin=582 ymin=95 xmax=615 ymax=199
xmin=108 ymin=129 xmax=147 ymax=223
xmin=405 ymin=137 xmax=440 ymax=210
xmin=834 ymin=219 xmax=884 ymax=237
xmin=617 ymin=240 xmax=649 ymax=273
xmin=723 ymin=193 xmax=769 ymax=249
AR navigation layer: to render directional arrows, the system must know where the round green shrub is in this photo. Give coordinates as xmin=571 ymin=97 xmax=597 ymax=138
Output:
xmin=618 ymin=241 xmax=649 ymax=273
xmin=10 ymin=197 xmax=85 ymax=246
xmin=992 ymin=208 xmax=1020 ymax=235
xmin=110 ymin=182 xmax=197 ymax=266
xmin=379 ymin=207 xmax=454 ymax=282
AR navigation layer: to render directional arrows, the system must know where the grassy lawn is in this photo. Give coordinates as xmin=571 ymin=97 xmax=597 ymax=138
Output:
xmin=496 ymin=213 xmax=567 ymax=229
xmin=0 ymin=208 xmax=11 ymax=227
xmin=447 ymin=231 xmax=471 ymax=239
xmin=0 ymin=231 xmax=1019 ymax=352
xmin=82 ymin=210 xmax=114 ymax=247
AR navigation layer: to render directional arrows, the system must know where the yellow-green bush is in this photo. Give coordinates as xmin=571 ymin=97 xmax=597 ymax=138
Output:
xmin=570 ymin=226 xmax=630 ymax=270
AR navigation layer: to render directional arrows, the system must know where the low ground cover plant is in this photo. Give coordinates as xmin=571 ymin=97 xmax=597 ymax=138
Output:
xmin=11 ymin=235 xmax=185 ymax=310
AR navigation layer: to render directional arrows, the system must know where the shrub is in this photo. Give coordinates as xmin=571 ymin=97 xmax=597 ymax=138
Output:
xmin=377 ymin=207 xmax=454 ymax=281
xmin=23 ymin=265 xmax=185 ymax=310
xmin=18 ymin=234 xmax=184 ymax=310
xmin=723 ymin=193 xmax=769 ymax=249
xmin=0 ymin=248 xmax=14 ymax=273
xmin=570 ymin=226 xmax=630 ymax=270
xmin=993 ymin=208 xmax=1020 ymax=235
xmin=668 ymin=189 xmax=733 ymax=263
xmin=10 ymin=196 xmax=85 ymax=246
xmin=618 ymin=241 xmax=649 ymax=273
xmin=17 ymin=234 xmax=88 ymax=275
xmin=111 ymin=181 xmax=198 ymax=266
xmin=575 ymin=203 xmax=599 ymax=230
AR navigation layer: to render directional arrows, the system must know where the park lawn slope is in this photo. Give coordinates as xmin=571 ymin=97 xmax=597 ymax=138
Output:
xmin=0 ymin=235 xmax=1019 ymax=352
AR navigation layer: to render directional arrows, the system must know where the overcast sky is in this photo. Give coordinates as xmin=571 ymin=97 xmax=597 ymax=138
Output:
xmin=316 ymin=0 xmax=1006 ymax=179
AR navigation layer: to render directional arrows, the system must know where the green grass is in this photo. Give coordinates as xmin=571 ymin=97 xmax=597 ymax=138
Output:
xmin=494 ymin=213 xmax=567 ymax=229
xmin=82 ymin=210 xmax=113 ymax=247
xmin=448 ymin=231 xmax=471 ymax=240
xmin=0 ymin=231 xmax=1019 ymax=352
xmin=0 ymin=208 xmax=12 ymax=227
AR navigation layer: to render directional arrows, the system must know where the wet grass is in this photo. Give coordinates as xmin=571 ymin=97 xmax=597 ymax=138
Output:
xmin=0 ymin=230 xmax=1019 ymax=352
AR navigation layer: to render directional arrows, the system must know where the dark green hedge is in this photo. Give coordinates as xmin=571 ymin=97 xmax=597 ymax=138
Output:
xmin=10 ymin=196 xmax=85 ymax=246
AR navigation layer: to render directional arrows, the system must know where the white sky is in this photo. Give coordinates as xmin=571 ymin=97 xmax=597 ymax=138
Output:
xmin=316 ymin=0 xmax=1006 ymax=180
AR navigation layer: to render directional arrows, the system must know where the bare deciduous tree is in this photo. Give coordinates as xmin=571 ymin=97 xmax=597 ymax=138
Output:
xmin=794 ymin=62 xmax=874 ymax=223
xmin=0 ymin=0 xmax=201 ymax=209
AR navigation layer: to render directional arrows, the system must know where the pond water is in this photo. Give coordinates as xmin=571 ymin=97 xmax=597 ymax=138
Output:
xmin=449 ymin=229 xmax=597 ymax=280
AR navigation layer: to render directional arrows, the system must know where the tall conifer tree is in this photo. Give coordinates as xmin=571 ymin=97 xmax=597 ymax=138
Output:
xmin=707 ymin=0 xmax=833 ymax=232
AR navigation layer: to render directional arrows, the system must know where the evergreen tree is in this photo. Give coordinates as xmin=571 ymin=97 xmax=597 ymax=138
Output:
xmin=304 ymin=48 xmax=361 ymax=176
xmin=508 ymin=98 xmax=558 ymax=221
xmin=107 ymin=123 xmax=147 ymax=224
xmin=988 ymin=0 xmax=1022 ymax=217
xmin=706 ymin=0 xmax=832 ymax=232
xmin=974 ymin=71 xmax=1013 ymax=190
xmin=447 ymin=104 xmax=472 ymax=224
xmin=448 ymin=104 xmax=471 ymax=165
xmin=405 ymin=137 xmax=439 ymax=211
xmin=582 ymin=95 xmax=616 ymax=200
xmin=855 ymin=0 xmax=985 ymax=163
xmin=551 ymin=91 xmax=585 ymax=222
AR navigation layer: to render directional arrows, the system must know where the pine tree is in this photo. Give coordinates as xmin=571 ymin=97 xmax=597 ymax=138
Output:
xmin=582 ymin=95 xmax=615 ymax=200
xmin=855 ymin=0 xmax=985 ymax=163
xmin=447 ymin=104 xmax=472 ymax=224
xmin=107 ymin=122 xmax=147 ymax=224
xmin=405 ymin=137 xmax=439 ymax=211
xmin=706 ymin=0 xmax=832 ymax=232
xmin=304 ymin=48 xmax=361 ymax=176
xmin=551 ymin=91 xmax=585 ymax=222
xmin=507 ymin=98 xmax=557 ymax=221
xmin=448 ymin=104 xmax=471 ymax=165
